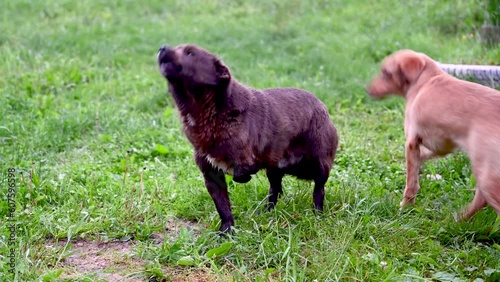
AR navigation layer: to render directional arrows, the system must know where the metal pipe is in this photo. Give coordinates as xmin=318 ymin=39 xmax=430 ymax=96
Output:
xmin=437 ymin=63 xmax=500 ymax=88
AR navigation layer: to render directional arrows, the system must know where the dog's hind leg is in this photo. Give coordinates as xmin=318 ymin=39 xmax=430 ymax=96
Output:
xmin=476 ymin=174 xmax=500 ymax=217
xmin=265 ymin=168 xmax=284 ymax=210
xmin=313 ymin=174 xmax=327 ymax=212
xmin=312 ymin=161 xmax=331 ymax=212
xmin=457 ymin=187 xmax=487 ymax=221
xmin=484 ymin=189 xmax=500 ymax=217
xmin=458 ymin=162 xmax=500 ymax=221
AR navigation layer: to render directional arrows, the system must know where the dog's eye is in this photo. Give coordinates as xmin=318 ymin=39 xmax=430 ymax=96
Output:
xmin=382 ymin=70 xmax=391 ymax=77
xmin=186 ymin=50 xmax=194 ymax=57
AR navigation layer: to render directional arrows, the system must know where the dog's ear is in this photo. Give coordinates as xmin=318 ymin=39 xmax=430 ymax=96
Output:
xmin=214 ymin=59 xmax=231 ymax=85
xmin=213 ymin=59 xmax=230 ymax=108
xmin=399 ymin=55 xmax=425 ymax=84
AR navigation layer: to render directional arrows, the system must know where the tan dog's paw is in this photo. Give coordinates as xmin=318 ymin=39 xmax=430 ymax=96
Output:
xmin=399 ymin=196 xmax=416 ymax=209
xmin=454 ymin=209 xmax=471 ymax=222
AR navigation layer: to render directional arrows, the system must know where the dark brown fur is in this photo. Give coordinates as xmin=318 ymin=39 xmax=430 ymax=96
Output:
xmin=157 ymin=44 xmax=338 ymax=232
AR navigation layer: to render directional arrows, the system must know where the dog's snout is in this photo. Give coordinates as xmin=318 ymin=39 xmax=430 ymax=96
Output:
xmin=365 ymin=83 xmax=382 ymax=99
xmin=365 ymin=83 xmax=376 ymax=96
xmin=158 ymin=44 xmax=170 ymax=53
xmin=157 ymin=44 xmax=172 ymax=63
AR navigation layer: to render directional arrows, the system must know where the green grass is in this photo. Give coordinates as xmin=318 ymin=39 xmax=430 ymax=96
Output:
xmin=1 ymin=0 xmax=500 ymax=281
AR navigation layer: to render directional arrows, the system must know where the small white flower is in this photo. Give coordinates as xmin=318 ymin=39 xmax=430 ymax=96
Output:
xmin=426 ymin=174 xmax=442 ymax=180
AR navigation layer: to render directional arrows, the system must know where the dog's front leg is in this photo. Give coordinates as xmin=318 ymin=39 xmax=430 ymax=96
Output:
xmin=195 ymin=154 xmax=234 ymax=232
xmin=401 ymin=136 xmax=423 ymax=208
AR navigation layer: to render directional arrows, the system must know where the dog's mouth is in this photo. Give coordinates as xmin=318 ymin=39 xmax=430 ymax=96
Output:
xmin=157 ymin=48 xmax=182 ymax=79
xmin=159 ymin=61 xmax=182 ymax=79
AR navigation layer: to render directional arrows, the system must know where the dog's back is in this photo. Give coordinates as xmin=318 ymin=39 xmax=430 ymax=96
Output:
xmin=414 ymin=72 xmax=500 ymax=151
xmin=248 ymin=87 xmax=337 ymax=177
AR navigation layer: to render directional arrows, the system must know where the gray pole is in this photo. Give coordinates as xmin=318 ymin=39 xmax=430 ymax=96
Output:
xmin=437 ymin=63 xmax=500 ymax=89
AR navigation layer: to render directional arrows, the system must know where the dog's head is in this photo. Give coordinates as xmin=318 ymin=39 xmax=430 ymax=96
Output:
xmin=366 ymin=49 xmax=426 ymax=98
xmin=157 ymin=44 xmax=231 ymax=88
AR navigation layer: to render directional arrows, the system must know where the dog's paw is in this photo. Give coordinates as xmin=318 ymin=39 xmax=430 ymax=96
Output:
xmin=264 ymin=202 xmax=276 ymax=212
xmin=233 ymin=164 xmax=258 ymax=183
xmin=218 ymin=222 xmax=234 ymax=235
xmin=246 ymin=163 xmax=260 ymax=175
xmin=399 ymin=196 xmax=415 ymax=209
xmin=233 ymin=174 xmax=252 ymax=183
xmin=454 ymin=209 xmax=470 ymax=222
xmin=236 ymin=164 xmax=260 ymax=175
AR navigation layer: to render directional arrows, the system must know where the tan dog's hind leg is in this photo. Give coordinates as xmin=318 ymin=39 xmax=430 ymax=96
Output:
xmin=457 ymin=188 xmax=487 ymax=221
xmin=476 ymin=173 xmax=500 ymax=218
xmin=483 ymin=186 xmax=500 ymax=217
xmin=458 ymin=164 xmax=500 ymax=221
xmin=401 ymin=136 xmax=424 ymax=208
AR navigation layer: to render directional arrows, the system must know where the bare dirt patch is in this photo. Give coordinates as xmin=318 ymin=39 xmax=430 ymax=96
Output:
xmin=45 ymin=217 xmax=211 ymax=281
xmin=48 ymin=239 xmax=145 ymax=281
xmin=150 ymin=216 xmax=206 ymax=245
xmin=165 ymin=268 xmax=225 ymax=282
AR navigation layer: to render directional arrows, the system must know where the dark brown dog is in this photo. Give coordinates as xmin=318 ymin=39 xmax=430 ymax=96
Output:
xmin=157 ymin=44 xmax=338 ymax=232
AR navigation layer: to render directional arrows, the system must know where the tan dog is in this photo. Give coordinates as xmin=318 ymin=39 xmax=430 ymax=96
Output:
xmin=367 ymin=49 xmax=500 ymax=221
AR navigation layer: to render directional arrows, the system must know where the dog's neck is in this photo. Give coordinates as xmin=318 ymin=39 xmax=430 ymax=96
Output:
xmin=169 ymin=78 xmax=255 ymax=153
xmin=168 ymin=80 xmax=219 ymax=113
xmin=404 ymin=59 xmax=447 ymax=102
xmin=169 ymin=78 xmax=253 ymax=125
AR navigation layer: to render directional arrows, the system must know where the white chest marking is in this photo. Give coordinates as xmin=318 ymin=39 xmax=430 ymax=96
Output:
xmin=185 ymin=114 xmax=196 ymax=127
xmin=206 ymin=155 xmax=234 ymax=175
